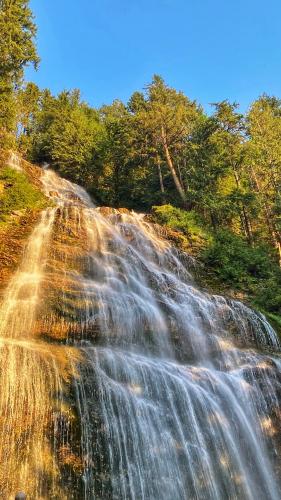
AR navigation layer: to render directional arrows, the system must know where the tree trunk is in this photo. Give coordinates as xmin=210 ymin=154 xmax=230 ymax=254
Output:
xmin=233 ymin=169 xmax=253 ymax=244
xmin=242 ymin=206 xmax=253 ymax=244
xmin=250 ymin=166 xmax=281 ymax=265
xmin=157 ymin=156 xmax=165 ymax=195
xmin=177 ymin=161 xmax=185 ymax=191
xmin=114 ymin=164 xmax=120 ymax=208
xmin=161 ymin=125 xmax=186 ymax=204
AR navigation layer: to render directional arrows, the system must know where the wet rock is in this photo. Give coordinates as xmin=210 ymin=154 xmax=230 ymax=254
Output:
xmin=98 ymin=206 xmax=115 ymax=217
xmin=11 ymin=210 xmax=25 ymax=217
xmin=15 ymin=492 xmax=26 ymax=500
xmin=118 ymin=207 xmax=131 ymax=215
xmin=49 ymin=190 xmax=59 ymax=197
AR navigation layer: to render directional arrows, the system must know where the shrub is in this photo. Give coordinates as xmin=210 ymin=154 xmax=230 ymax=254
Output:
xmin=203 ymin=229 xmax=281 ymax=314
xmin=0 ymin=167 xmax=47 ymax=222
xmin=152 ymin=204 xmax=211 ymax=246
xmin=203 ymin=230 xmax=273 ymax=283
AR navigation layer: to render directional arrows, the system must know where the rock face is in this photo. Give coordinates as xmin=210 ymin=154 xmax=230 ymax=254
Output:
xmin=0 ymin=167 xmax=280 ymax=499
xmin=0 ymin=155 xmax=46 ymax=296
xmin=0 ymin=210 xmax=39 ymax=293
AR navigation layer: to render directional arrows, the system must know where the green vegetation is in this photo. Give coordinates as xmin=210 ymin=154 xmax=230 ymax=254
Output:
xmin=0 ymin=167 xmax=47 ymax=224
xmin=203 ymin=230 xmax=281 ymax=313
xmin=152 ymin=205 xmax=281 ymax=320
xmin=0 ymin=0 xmax=39 ymax=148
xmin=0 ymin=0 xmax=281 ymax=326
xmin=152 ymin=204 xmax=211 ymax=249
xmin=203 ymin=231 xmax=273 ymax=287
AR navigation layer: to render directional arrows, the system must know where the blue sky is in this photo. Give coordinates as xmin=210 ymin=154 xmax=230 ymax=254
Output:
xmin=27 ymin=0 xmax=281 ymax=113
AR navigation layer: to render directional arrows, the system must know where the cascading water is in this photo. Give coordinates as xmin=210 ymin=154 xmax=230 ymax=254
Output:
xmin=0 ymin=206 xmax=75 ymax=498
xmin=8 ymin=152 xmax=22 ymax=172
xmin=0 ymin=167 xmax=280 ymax=499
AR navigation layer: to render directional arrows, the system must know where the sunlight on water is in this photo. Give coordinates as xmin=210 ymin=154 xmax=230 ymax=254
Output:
xmin=0 ymin=168 xmax=280 ymax=499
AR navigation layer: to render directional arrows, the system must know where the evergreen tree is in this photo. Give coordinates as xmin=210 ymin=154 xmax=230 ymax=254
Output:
xmin=30 ymin=89 xmax=103 ymax=186
xmin=17 ymin=81 xmax=40 ymax=153
xmin=246 ymin=95 xmax=281 ymax=263
xmin=0 ymin=0 xmax=39 ymax=147
xmin=132 ymin=75 xmax=201 ymax=204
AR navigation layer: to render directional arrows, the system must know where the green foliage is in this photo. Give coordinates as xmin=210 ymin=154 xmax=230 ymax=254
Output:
xmin=0 ymin=81 xmax=17 ymax=148
xmin=203 ymin=231 xmax=272 ymax=284
xmin=152 ymin=204 xmax=211 ymax=249
xmin=20 ymin=76 xmax=281 ymax=265
xmin=0 ymin=0 xmax=39 ymax=82
xmin=0 ymin=0 xmax=39 ymax=147
xmin=95 ymin=100 xmax=135 ymax=206
xmin=17 ymin=82 xmax=41 ymax=154
xmin=131 ymin=75 xmax=201 ymax=203
xmin=245 ymin=95 xmax=281 ymax=254
xmin=203 ymin=229 xmax=281 ymax=314
xmin=27 ymin=89 xmax=104 ymax=188
xmin=254 ymin=278 xmax=281 ymax=315
xmin=264 ymin=312 xmax=281 ymax=339
xmin=0 ymin=167 xmax=47 ymax=223
xmin=152 ymin=205 xmax=281 ymax=314
xmin=184 ymin=102 xmax=249 ymax=227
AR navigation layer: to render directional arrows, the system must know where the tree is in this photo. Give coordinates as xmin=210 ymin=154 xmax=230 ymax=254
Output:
xmin=209 ymin=101 xmax=253 ymax=241
xmin=132 ymin=76 xmax=201 ymax=204
xmin=99 ymin=100 xmax=136 ymax=206
xmin=184 ymin=101 xmax=254 ymax=237
xmin=30 ymin=89 xmax=103 ymax=186
xmin=17 ymin=81 xmax=40 ymax=153
xmin=0 ymin=0 xmax=39 ymax=147
xmin=246 ymin=95 xmax=281 ymax=264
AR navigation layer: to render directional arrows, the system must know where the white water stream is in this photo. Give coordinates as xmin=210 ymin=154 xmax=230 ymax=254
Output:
xmin=0 ymin=168 xmax=280 ymax=499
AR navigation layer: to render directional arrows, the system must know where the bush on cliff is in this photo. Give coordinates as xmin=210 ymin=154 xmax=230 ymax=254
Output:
xmin=0 ymin=167 xmax=47 ymax=223
xmin=152 ymin=204 xmax=211 ymax=249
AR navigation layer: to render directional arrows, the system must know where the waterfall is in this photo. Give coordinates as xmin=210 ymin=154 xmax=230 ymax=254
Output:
xmin=0 ymin=168 xmax=280 ymax=499
xmin=8 ymin=152 xmax=22 ymax=172
xmin=0 ymin=207 xmax=66 ymax=498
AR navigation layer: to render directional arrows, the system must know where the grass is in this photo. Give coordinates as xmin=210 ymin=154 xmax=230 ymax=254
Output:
xmin=152 ymin=204 xmax=212 ymax=252
xmin=0 ymin=166 xmax=48 ymax=225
